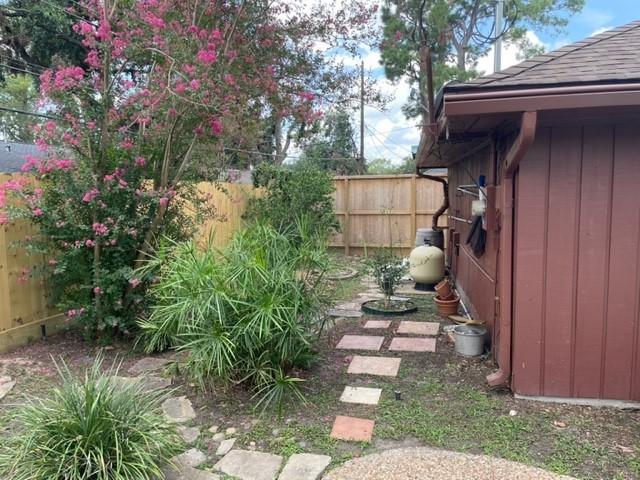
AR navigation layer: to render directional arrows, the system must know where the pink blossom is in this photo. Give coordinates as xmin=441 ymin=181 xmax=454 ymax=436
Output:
xmin=209 ymin=117 xmax=223 ymax=136
xmin=92 ymin=222 xmax=109 ymax=236
xmin=93 ymin=286 xmax=103 ymax=295
xmin=82 ymin=188 xmax=100 ymax=203
xmin=120 ymin=138 xmax=134 ymax=150
xmin=196 ymin=49 xmax=217 ymax=64
xmin=129 ymin=277 xmax=141 ymax=288
xmin=87 ymin=121 xmax=97 ymax=130
xmin=135 ymin=156 xmax=146 ymax=167
xmin=86 ymin=50 xmax=101 ymax=69
xmin=190 ymin=79 xmax=200 ymax=90
xmin=32 ymin=208 xmax=43 ymax=217
xmin=299 ymin=91 xmax=315 ymax=102
xmin=54 ymin=159 xmax=75 ymax=170
xmin=159 ymin=196 xmax=169 ymax=208
xmin=143 ymin=13 xmax=165 ymax=29
xmin=66 ymin=309 xmax=78 ymax=318
xmin=224 ymin=74 xmax=236 ymax=86
xmin=395 ymin=31 xmax=403 ymax=41
xmin=52 ymin=66 xmax=85 ymax=91
xmin=85 ymin=239 xmax=95 ymax=248
xmin=183 ymin=64 xmax=196 ymax=76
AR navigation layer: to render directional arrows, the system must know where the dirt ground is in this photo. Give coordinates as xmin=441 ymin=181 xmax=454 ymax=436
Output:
xmin=0 ymin=257 xmax=639 ymax=480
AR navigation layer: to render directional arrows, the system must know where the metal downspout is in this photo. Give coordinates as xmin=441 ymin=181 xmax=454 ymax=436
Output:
xmin=487 ymin=111 xmax=537 ymax=387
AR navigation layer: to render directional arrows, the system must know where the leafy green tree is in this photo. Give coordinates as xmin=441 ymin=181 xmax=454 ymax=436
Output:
xmin=381 ymin=0 xmax=585 ymax=120
xmin=300 ymin=110 xmax=362 ymax=174
xmin=0 ymin=74 xmax=38 ymax=142
xmin=0 ymin=0 xmax=87 ymax=78
xmin=367 ymin=156 xmax=416 ymax=175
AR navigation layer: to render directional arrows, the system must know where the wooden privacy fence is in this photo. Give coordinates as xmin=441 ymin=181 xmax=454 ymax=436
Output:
xmin=329 ymin=174 xmax=448 ymax=256
xmin=0 ymin=174 xmax=446 ymax=352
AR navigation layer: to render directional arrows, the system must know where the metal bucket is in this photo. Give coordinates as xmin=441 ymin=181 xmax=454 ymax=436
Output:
xmin=453 ymin=325 xmax=487 ymax=357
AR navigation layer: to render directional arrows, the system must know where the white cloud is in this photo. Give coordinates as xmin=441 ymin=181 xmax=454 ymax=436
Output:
xmin=590 ymin=26 xmax=614 ymax=36
xmin=576 ymin=7 xmax=614 ymax=31
xmin=476 ymin=30 xmax=545 ymax=75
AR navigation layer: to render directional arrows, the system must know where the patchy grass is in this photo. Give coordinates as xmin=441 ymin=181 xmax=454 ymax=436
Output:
xmin=1 ymin=255 xmax=639 ymax=480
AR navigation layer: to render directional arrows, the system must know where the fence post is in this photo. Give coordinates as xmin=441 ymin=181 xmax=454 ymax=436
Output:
xmin=410 ymin=175 xmax=417 ymax=247
xmin=343 ymin=177 xmax=350 ymax=256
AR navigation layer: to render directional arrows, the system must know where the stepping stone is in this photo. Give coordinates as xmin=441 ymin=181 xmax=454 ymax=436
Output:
xmin=340 ymin=386 xmax=382 ymax=405
xmin=278 ymin=453 xmax=331 ymax=480
xmin=165 ymin=466 xmax=222 ymax=480
xmin=162 ymin=396 xmax=196 ymax=423
xmin=334 ymin=302 xmax=361 ymax=311
xmin=330 ymin=415 xmax=375 ymax=442
xmin=328 ymin=309 xmax=363 ymax=318
xmin=397 ymin=321 xmax=440 ymax=336
xmin=171 ymin=448 xmax=208 ymax=469
xmin=110 ymin=375 xmax=171 ymax=392
xmin=214 ymin=450 xmax=283 ymax=480
xmin=178 ymin=426 xmax=201 ymax=444
xmin=336 ymin=335 xmax=384 ymax=351
xmin=216 ymin=438 xmax=236 ymax=456
xmin=347 ymin=355 xmax=401 ymax=377
xmin=389 ymin=337 xmax=436 ymax=352
xmin=128 ymin=357 xmax=172 ymax=375
xmin=363 ymin=320 xmax=391 ymax=329
xmin=0 ymin=376 xmax=16 ymax=401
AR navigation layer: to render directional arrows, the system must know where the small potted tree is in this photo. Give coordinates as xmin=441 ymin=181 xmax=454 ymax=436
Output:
xmin=362 ymin=248 xmax=417 ymax=315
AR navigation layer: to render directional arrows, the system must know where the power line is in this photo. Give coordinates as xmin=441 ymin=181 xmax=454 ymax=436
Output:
xmin=367 ymin=123 xmax=415 ymax=155
xmin=364 ymin=125 xmax=408 ymax=161
xmin=0 ymin=106 xmax=58 ymax=120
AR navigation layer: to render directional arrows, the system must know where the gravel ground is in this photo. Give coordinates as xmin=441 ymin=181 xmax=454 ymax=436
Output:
xmin=323 ymin=447 xmax=576 ymax=480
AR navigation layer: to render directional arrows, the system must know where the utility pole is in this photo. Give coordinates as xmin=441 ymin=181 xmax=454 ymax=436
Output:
xmin=360 ymin=60 xmax=365 ymax=171
xmin=494 ymin=0 xmax=504 ymax=73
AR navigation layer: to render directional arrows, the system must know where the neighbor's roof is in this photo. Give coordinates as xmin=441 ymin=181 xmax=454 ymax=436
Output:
xmin=448 ymin=20 xmax=640 ymax=91
xmin=0 ymin=142 xmax=41 ymax=173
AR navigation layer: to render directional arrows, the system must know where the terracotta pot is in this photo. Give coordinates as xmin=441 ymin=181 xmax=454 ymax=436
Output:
xmin=434 ymin=294 xmax=460 ymax=316
xmin=434 ymin=279 xmax=453 ymax=300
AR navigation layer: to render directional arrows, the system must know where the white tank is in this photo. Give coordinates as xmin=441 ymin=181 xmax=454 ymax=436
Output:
xmin=409 ymin=244 xmax=445 ymax=285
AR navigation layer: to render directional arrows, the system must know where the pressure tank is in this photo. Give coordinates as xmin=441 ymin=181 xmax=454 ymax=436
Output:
xmin=415 ymin=228 xmax=444 ymax=251
xmin=409 ymin=242 xmax=445 ymax=286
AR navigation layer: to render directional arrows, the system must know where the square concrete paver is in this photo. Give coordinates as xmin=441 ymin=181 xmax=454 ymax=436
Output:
xmin=278 ymin=453 xmax=331 ymax=480
xmin=330 ymin=416 xmax=375 ymax=442
xmin=347 ymin=355 xmax=401 ymax=377
xmin=397 ymin=321 xmax=440 ymax=336
xmin=340 ymin=386 xmax=382 ymax=405
xmin=388 ymin=337 xmax=436 ymax=352
xmin=363 ymin=320 xmax=392 ymax=329
xmin=336 ymin=335 xmax=384 ymax=351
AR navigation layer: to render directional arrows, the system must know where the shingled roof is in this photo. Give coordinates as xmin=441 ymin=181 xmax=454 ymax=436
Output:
xmin=447 ymin=20 xmax=640 ymax=91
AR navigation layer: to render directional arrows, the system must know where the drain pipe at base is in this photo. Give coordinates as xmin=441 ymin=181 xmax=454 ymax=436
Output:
xmin=486 ymin=111 xmax=537 ymax=388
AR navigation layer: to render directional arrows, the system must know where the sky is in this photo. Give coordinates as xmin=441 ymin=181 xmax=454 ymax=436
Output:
xmin=346 ymin=0 xmax=640 ymax=166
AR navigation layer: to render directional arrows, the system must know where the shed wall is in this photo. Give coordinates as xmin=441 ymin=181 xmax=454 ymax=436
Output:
xmin=512 ymin=122 xmax=640 ymax=400
xmin=448 ymin=147 xmax=499 ymax=337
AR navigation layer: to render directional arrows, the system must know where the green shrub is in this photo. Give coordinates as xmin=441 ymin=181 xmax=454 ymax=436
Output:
xmin=244 ymin=163 xmax=339 ymax=242
xmin=138 ymin=222 xmax=330 ymax=410
xmin=366 ymin=248 xmax=408 ymax=305
xmin=0 ymin=356 xmax=181 ymax=480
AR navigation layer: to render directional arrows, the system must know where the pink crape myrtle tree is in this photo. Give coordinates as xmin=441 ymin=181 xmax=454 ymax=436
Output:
xmin=0 ymin=0 xmax=377 ymax=338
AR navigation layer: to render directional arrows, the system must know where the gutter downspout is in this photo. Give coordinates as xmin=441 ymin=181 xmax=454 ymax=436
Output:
xmin=487 ymin=110 xmax=537 ymax=387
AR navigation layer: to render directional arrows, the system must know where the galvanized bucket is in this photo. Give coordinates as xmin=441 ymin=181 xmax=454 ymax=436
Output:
xmin=453 ymin=325 xmax=487 ymax=357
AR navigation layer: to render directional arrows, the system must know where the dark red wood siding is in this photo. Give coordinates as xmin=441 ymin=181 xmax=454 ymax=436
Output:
xmin=447 ymin=147 xmax=498 ymax=338
xmin=512 ymin=122 xmax=640 ymax=400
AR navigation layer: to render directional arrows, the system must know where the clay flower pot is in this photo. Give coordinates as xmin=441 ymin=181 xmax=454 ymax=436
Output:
xmin=434 ymin=294 xmax=460 ymax=316
xmin=434 ymin=279 xmax=453 ymax=300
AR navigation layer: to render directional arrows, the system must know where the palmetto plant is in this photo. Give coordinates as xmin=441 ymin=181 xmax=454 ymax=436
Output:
xmin=0 ymin=355 xmax=181 ymax=480
xmin=138 ymin=220 xmax=330 ymax=410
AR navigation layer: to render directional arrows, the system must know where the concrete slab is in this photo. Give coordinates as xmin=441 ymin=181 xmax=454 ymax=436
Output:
xmin=328 ymin=309 xmax=363 ymax=318
xmin=214 ymin=450 xmax=283 ymax=480
xmin=336 ymin=335 xmax=384 ymax=351
xmin=177 ymin=426 xmax=200 ymax=444
xmin=127 ymin=357 xmax=172 ymax=375
xmin=397 ymin=321 xmax=440 ymax=336
xmin=330 ymin=416 xmax=375 ymax=442
xmin=388 ymin=337 xmax=436 ymax=352
xmin=278 ymin=453 xmax=331 ymax=480
xmin=340 ymin=386 xmax=382 ymax=405
xmin=171 ymin=448 xmax=207 ymax=469
xmin=162 ymin=396 xmax=196 ymax=423
xmin=216 ymin=438 xmax=236 ymax=456
xmin=347 ymin=356 xmax=401 ymax=377
xmin=363 ymin=320 xmax=392 ymax=329
xmin=0 ymin=376 xmax=15 ymax=400
xmin=164 ymin=466 xmax=221 ymax=480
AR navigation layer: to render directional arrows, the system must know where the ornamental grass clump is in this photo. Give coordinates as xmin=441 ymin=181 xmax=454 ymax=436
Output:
xmin=138 ymin=220 xmax=330 ymax=410
xmin=0 ymin=355 xmax=181 ymax=480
